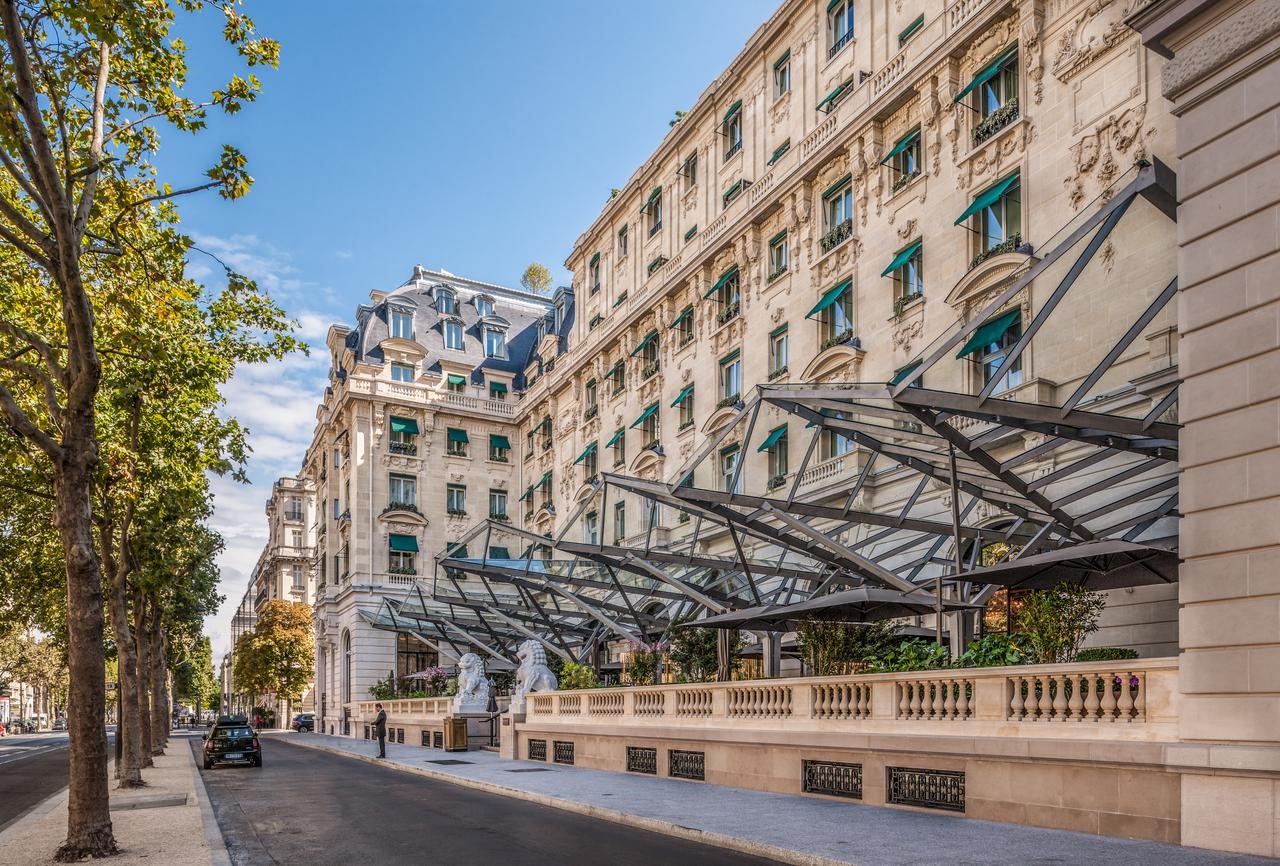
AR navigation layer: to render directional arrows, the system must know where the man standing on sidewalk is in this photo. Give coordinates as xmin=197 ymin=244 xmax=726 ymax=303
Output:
xmin=373 ymin=703 xmax=387 ymax=758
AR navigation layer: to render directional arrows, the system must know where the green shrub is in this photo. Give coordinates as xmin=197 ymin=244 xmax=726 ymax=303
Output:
xmin=955 ymin=633 xmax=1029 ymax=668
xmin=669 ymin=622 xmax=739 ymax=681
xmin=1074 ymin=646 xmax=1138 ymax=662
xmin=624 ymin=641 xmax=663 ymax=685
xmin=559 ymin=661 xmax=599 ymax=690
xmin=797 ymin=618 xmax=901 ymax=676
xmin=1020 ymin=583 xmax=1106 ymax=663
xmin=867 ymin=638 xmax=949 ymax=672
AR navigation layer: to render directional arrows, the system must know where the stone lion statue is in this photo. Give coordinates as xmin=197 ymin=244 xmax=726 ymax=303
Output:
xmin=451 ymin=653 xmax=491 ymax=714
xmin=510 ymin=639 xmax=557 ymax=715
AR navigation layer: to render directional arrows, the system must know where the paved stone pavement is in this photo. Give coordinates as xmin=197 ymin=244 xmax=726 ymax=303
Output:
xmin=280 ymin=731 xmax=1279 ymax=866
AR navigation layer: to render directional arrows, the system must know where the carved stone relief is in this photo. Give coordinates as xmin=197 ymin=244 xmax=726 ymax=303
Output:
xmin=1050 ymin=0 xmax=1140 ymax=83
xmin=1064 ymin=102 xmax=1147 ymax=208
xmin=1020 ymin=0 xmax=1047 ymax=105
xmin=957 ymin=120 xmax=1034 ymax=191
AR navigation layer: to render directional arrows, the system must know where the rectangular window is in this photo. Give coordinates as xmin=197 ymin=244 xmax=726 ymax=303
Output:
xmin=618 ymin=225 xmax=628 ymax=257
xmin=773 ymin=52 xmax=791 ymax=99
xmin=980 ymin=177 xmax=1022 ymax=255
xmin=333 ymin=498 xmax=340 ymax=520
xmin=821 ymin=411 xmax=854 ymax=459
xmin=976 ymin=317 xmax=1025 ymax=394
xmin=485 ymin=328 xmax=506 ymax=359
xmin=890 ymin=130 xmax=921 ymax=184
xmin=390 ymin=362 xmax=415 ymax=382
xmin=719 ymin=352 xmax=742 ymax=403
xmin=979 ymin=50 xmax=1018 ymax=119
xmin=446 ymin=427 xmax=469 ymax=457
xmin=389 ymin=425 xmax=416 ymax=453
xmin=829 ymin=0 xmax=855 ymax=58
xmin=584 ymin=511 xmax=599 ymax=545
xmin=641 ymin=410 xmax=659 ymax=448
xmin=489 ymin=380 xmax=507 ymax=401
xmin=769 ymin=326 xmax=789 ymax=378
xmin=720 ymin=446 xmax=741 ymax=494
xmin=446 ymin=484 xmax=467 ymax=515
xmin=899 ymin=14 xmax=924 ymax=47
xmin=825 ymin=180 xmax=854 ymax=230
xmin=585 ymin=379 xmax=598 ymax=412
xmin=390 ymin=308 xmax=413 ymax=340
xmin=388 ymin=473 xmax=416 ymax=507
xmin=767 ymin=428 xmax=789 ymax=483
xmin=488 ymin=434 xmax=510 ymax=462
xmin=584 ymin=445 xmax=598 ymax=479
xmin=611 ymin=429 xmax=626 ymax=466
xmin=717 ymin=269 xmax=741 ymax=324
xmin=290 ymin=528 xmax=303 ymax=547
xmin=647 ymin=190 xmax=663 ymax=236
xmin=613 ymin=501 xmax=626 ymax=544
xmin=285 ymin=497 xmax=303 ymax=520
xmin=291 ymin=565 xmax=305 ymax=590
xmin=768 ymin=231 xmax=789 ymax=281
xmin=893 ymin=243 xmax=924 ymax=303
xmin=436 ymin=289 xmax=458 ymax=316
xmin=682 ymin=152 xmax=698 ymax=189
xmin=821 ymin=286 xmax=855 ymax=349
xmin=678 ymin=390 xmax=695 ymax=429
xmin=674 ymin=308 xmax=694 ymax=346
xmin=489 ymin=489 xmax=508 ymax=519
xmin=588 ymin=256 xmax=601 ymax=294
xmin=444 ymin=320 xmax=464 ymax=350
xmin=725 ymin=113 xmax=743 ymax=161
xmin=609 ymin=361 xmax=626 ymax=394
xmin=446 ymin=374 xmax=466 ymax=394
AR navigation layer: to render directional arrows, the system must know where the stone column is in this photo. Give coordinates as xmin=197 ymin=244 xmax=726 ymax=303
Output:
xmin=1131 ymin=0 xmax=1280 ymax=856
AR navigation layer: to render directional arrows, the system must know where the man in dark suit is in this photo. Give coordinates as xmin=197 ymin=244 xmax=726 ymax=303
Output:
xmin=373 ymin=703 xmax=387 ymax=758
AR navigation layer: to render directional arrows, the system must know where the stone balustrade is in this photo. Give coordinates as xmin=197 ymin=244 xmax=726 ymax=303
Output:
xmin=355 ymin=697 xmax=451 ymax=723
xmin=522 ymin=657 xmax=1179 ymax=740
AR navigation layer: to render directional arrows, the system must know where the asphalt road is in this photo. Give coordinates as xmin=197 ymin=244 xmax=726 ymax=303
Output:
xmin=192 ymin=736 xmax=780 ymax=866
xmin=0 ymin=731 xmax=72 ymax=831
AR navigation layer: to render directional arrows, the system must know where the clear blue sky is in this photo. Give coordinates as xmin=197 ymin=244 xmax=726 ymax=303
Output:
xmin=188 ymin=0 xmax=780 ymax=661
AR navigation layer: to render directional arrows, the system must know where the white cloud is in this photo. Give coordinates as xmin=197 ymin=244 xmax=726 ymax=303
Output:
xmin=334 ymin=249 xmax=353 ymax=259
xmin=187 ymin=232 xmax=306 ymax=301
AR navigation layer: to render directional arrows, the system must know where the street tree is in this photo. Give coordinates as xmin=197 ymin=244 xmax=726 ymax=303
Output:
xmin=0 ymin=1 xmax=277 ymax=856
xmin=232 ymin=600 xmax=315 ymax=723
xmin=520 ymin=262 xmax=552 ymax=294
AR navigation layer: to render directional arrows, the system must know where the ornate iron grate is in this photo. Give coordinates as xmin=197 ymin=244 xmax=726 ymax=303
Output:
xmin=433 ymin=730 xmax=443 ymax=749
xmin=886 ymin=766 xmax=965 ymax=812
xmin=802 ymin=760 xmax=863 ymax=799
xmin=669 ymin=749 xmax=705 ymax=781
xmin=421 ymin=730 xmax=430 ymax=747
xmin=363 ymin=724 xmax=370 ymax=740
xmin=553 ymin=740 xmax=575 ymax=765
xmin=626 ymin=746 xmax=657 ymax=775
xmin=527 ymin=738 xmax=547 ymax=761
xmin=395 ymin=728 xmax=404 ymax=744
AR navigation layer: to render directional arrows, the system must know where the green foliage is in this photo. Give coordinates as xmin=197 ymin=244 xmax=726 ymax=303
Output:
xmin=232 ymin=600 xmax=315 ymax=702
xmin=668 ymin=621 xmax=738 ymax=682
xmin=558 ymin=661 xmax=599 ymax=690
xmin=171 ymin=635 xmax=217 ymax=710
xmin=1074 ymin=646 xmax=1138 ymax=662
xmin=867 ymin=639 xmax=950 ymax=673
xmin=796 ymin=618 xmax=901 ymax=676
xmin=520 ymin=262 xmax=553 ymax=294
xmin=954 ymin=633 xmax=1029 ymax=668
xmin=669 ymin=109 xmax=687 ymax=127
xmin=624 ymin=642 xmax=662 ymax=685
xmin=1018 ymin=583 xmax=1106 ymax=663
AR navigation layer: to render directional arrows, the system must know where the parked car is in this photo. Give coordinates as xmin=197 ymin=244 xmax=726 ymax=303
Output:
xmin=53 ymin=718 xmax=66 ymax=731
xmin=201 ymin=720 xmax=262 ymax=769
xmin=291 ymin=712 xmax=314 ymax=733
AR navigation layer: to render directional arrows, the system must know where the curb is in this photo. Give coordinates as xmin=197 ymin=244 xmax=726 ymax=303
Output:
xmin=278 ymin=736 xmax=850 ymax=866
xmin=187 ymin=739 xmax=232 ymax=866
xmin=0 ymin=786 xmax=69 ymax=840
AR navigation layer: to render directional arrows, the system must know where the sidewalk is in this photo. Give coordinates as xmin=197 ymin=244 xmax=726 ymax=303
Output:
xmin=280 ymin=731 xmax=1274 ymax=866
xmin=0 ymin=731 xmax=228 ymax=866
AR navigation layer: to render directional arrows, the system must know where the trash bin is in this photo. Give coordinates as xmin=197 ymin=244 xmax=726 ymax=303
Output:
xmin=443 ymin=717 xmax=469 ymax=752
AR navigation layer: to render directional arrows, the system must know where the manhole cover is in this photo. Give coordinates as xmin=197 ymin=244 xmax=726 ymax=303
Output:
xmin=425 ymin=759 xmax=474 ymax=765
xmin=505 ymin=768 xmax=552 ymax=773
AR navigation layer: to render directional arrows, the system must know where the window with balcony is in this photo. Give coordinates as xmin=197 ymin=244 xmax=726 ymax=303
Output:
xmin=607 ymin=359 xmax=625 ymax=395
xmin=435 ymin=287 xmax=458 ymax=316
xmin=388 ymin=534 xmax=417 ymax=575
xmin=723 ymin=101 xmax=743 ymax=161
xmin=617 ymin=225 xmax=628 ymax=258
xmin=883 ymin=128 xmax=921 ymax=193
xmin=674 ymin=385 xmax=695 ymax=430
xmin=584 ymin=379 xmax=598 ymax=419
xmin=960 ymin=173 xmax=1022 ymax=267
xmin=390 ymin=362 xmax=415 ymax=382
xmin=388 ymin=416 xmax=418 ymax=454
xmin=537 ymin=416 xmax=552 ymax=451
xmin=613 ymin=501 xmax=626 ymax=544
xmin=821 ymin=177 xmax=854 ymax=252
xmin=710 ymin=266 xmax=741 ymax=325
xmin=446 ymin=483 xmax=467 ymax=516
xmin=681 ymin=151 xmax=698 ymax=190
xmin=719 ymin=351 xmax=742 ymax=407
xmin=829 ymin=0 xmax=855 ymax=57
xmin=644 ymin=187 xmax=663 ymax=236
xmin=488 ymin=433 xmax=511 ymax=462
xmin=446 ymin=427 xmax=469 ymax=457
xmin=633 ymin=330 xmax=659 ymax=380
xmin=584 ymin=510 xmax=599 ymax=545
xmin=390 ymin=307 xmax=413 ymax=340
xmin=962 ymin=44 xmax=1020 ymax=144
xmin=285 ymin=497 xmax=303 ymax=521
xmin=608 ymin=427 xmax=625 ymax=466
xmin=633 ymin=403 xmax=659 ymax=448
xmin=761 ymin=425 xmax=788 ymax=489
xmin=388 ymin=473 xmax=416 ymax=509
xmin=671 ymin=306 xmax=694 ymax=346
xmin=886 ymin=240 xmax=924 ymax=309
xmin=484 ymin=327 xmax=507 ymax=359
xmin=489 ymin=489 xmax=508 ymax=520
xmin=769 ymin=325 xmax=789 ymax=379
xmin=444 ymin=319 xmax=464 ymax=350
xmin=809 ymin=278 xmax=855 ymax=351
xmin=773 ymin=51 xmax=791 ymax=98
xmin=960 ymin=309 xmax=1024 ymax=394
xmin=768 ymin=230 xmax=789 ymax=282
xmin=445 ymin=373 xmax=466 ymax=393
xmin=720 ymin=445 xmax=742 ymax=494
xmin=588 ymin=253 xmax=601 ymax=295
xmin=489 ymin=380 xmax=508 ymax=401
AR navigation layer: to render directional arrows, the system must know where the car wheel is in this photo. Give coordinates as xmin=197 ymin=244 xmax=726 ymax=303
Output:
xmin=253 ymin=756 xmax=262 ymax=767
xmin=203 ymin=758 xmax=212 ymax=770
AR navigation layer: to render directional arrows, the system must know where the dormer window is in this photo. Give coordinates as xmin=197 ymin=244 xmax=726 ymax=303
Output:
xmin=484 ymin=327 xmax=507 ymax=359
xmin=390 ymin=362 xmax=415 ymax=383
xmin=435 ymin=287 xmax=458 ymax=316
xmin=390 ymin=308 xmax=413 ymax=340
xmin=444 ymin=319 xmax=464 ymax=350
xmin=474 ymin=295 xmax=494 ymax=317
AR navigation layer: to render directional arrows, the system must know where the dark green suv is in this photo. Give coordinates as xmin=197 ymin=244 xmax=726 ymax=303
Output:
xmin=202 ymin=720 xmax=262 ymax=769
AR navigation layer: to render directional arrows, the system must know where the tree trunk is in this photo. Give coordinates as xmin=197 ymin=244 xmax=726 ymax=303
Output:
xmin=52 ymin=457 xmax=117 ymax=860
xmin=149 ymin=606 xmax=167 ymax=755
xmin=104 ymin=575 xmax=145 ymax=786
xmin=132 ymin=590 xmax=153 ymax=767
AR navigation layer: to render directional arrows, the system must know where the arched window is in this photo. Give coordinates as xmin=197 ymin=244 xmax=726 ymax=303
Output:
xmin=342 ymin=630 xmax=352 ymax=704
xmin=435 ymin=287 xmax=457 ymax=316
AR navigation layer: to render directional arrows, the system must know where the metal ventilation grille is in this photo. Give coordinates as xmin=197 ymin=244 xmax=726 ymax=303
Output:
xmin=669 ymin=749 xmax=705 ymax=781
xmin=626 ymin=746 xmax=657 ymax=775
xmin=527 ymin=739 xmax=547 ymax=761
xmin=553 ymin=741 xmax=575 ymax=765
xmin=887 ymin=766 xmax=965 ymax=812
xmin=802 ymin=760 xmax=863 ymax=799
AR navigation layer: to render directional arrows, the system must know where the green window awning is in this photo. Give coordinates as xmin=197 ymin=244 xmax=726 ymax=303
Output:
xmin=881 ymin=240 xmax=923 ymax=277
xmin=773 ymin=50 xmax=790 ymax=70
xmin=889 ymin=360 xmax=921 ymax=386
xmin=389 ymin=416 xmax=419 ymax=435
xmin=644 ymin=186 xmax=662 ymax=209
xmin=704 ymin=266 xmax=739 ymax=299
xmin=768 ymin=140 xmax=790 ymax=165
xmin=954 ymin=173 xmax=1020 ymax=225
xmin=827 ymin=0 xmax=845 ymax=11
xmin=629 ymin=402 xmax=659 ymax=429
xmin=589 ymin=252 xmax=600 ymax=267
xmin=816 ymin=78 xmax=852 ymax=113
xmin=538 ymin=416 xmax=551 ymax=432
xmin=669 ymin=306 xmax=692 ymax=329
xmin=606 ymin=428 xmax=625 ymax=447
xmin=957 ymin=309 xmax=1021 ymax=358
xmin=723 ymin=180 xmax=744 ymax=202
xmin=954 ymin=44 xmax=1019 ymax=103
xmin=573 ymin=441 xmax=597 ymax=465
xmin=489 ymin=381 xmax=507 ymax=394
xmin=489 ymin=547 xmax=510 ymax=560
xmin=446 ymin=374 xmax=467 ymax=387
xmin=518 ymin=485 xmax=534 ymax=502
xmin=490 ymin=434 xmax=510 ymax=450
xmin=769 ymin=229 xmax=788 ymax=246
xmin=388 ymin=533 xmax=418 ymax=553
xmin=757 ymin=425 xmax=787 ymax=453
xmin=822 ymin=174 xmax=852 ymax=200
xmin=684 ymin=225 xmax=698 ymax=241
xmin=607 ymin=360 xmax=624 ymax=378
xmin=447 ymin=427 xmax=469 ymax=444
xmin=806 ymin=278 xmax=852 ymax=318
xmin=880 ymin=128 xmax=920 ymax=165
xmin=670 ymin=384 xmax=694 ymax=407
xmin=720 ymin=349 xmax=740 ymax=365
xmin=770 ymin=323 xmax=789 ymax=338
xmin=899 ymin=14 xmax=924 ymax=44
xmin=630 ymin=330 xmax=659 ymax=357
xmin=537 ymin=471 xmax=552 ymax=488
xmin=722 ymin=99 xmax=742 ymax=125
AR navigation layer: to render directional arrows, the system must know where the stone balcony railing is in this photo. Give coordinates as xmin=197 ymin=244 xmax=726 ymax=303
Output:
xmin=343 ymin=376 xmax=514 ymax=418
xmin=355 ymin=698 xmax=451 ymax=724
xmin=524 ymin=657 xmax=1179 ymax=741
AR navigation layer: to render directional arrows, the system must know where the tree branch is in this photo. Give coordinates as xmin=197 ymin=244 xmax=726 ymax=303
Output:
xmin=0 ymin=351 xmax=63 ymax=425
xmin=0 ymin=377 xmax=60 ymax=459
xmin=73 ymin=40 xmax=108 ymax=237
